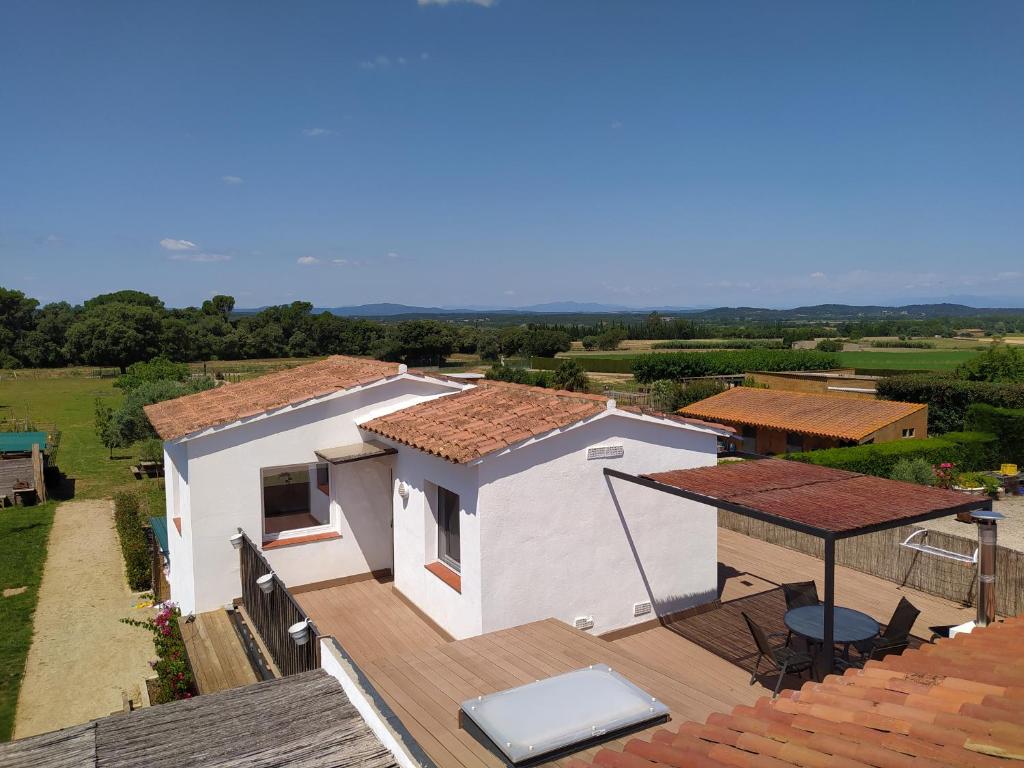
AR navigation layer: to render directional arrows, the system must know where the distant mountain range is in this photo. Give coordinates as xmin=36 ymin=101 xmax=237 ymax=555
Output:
xmin=233 ymin=301 xmax=1024 ymax=321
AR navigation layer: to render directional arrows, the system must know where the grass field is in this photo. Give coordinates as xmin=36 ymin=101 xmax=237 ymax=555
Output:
xmin=0 ymin=377 xmax=132 ymax=499
xmin=0 ymin=502 xmax=56 ymax=741
xmin=836 ymin=349 xmax=980 ymax=372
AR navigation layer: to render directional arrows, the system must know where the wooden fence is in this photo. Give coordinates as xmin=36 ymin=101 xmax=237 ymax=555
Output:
xmin=719 ymin=510 xmax=1024 ymax=618
xmin=239 ymin=531 xmax=321 ymax=675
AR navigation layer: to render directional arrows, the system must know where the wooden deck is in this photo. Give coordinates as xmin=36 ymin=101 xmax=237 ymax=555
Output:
xmin=296 ymin=530 xmax=977 ymax=768
xmin=180 ymin=609 xmax=259 ymax=694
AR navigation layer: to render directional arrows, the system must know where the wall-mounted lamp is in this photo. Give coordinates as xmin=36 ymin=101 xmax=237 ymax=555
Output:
xmin=397 ymin=481 xmax=409 ymax=500
xmin=256 ymin=573 xmax=275 ymax=594
xmin=229 ymin=533 xmax=244 ymax=550
xmin=289 ymin=618 xmax=312 ymax=646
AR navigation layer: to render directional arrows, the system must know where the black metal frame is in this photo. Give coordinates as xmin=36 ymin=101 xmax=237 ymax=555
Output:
xmin=238 ymin=530 xmax=321 ymax=676
xmin=604 ymin=466 xmax=991 ymax=679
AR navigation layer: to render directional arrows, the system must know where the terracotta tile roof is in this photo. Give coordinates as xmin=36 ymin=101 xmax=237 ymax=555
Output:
xmin=360 ymin=380 xmax=613 ymax=463
xmin=144 ymin=356 xmax=404 ymax=440
xmin=575 ymin=616 xmax=1024 ymax=767
xmin=644 ymin=458 xmax=980 ymax=535
xmin=678 ymin=387 xmax=926 ymax=441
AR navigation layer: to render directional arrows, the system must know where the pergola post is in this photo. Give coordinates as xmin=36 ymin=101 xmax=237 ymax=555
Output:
xmin=818 ymin=536 xmax=836 ymax=681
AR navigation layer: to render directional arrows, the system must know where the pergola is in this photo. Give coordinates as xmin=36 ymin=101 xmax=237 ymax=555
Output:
xmin=605 ymin=458 xmax=991 ymax=677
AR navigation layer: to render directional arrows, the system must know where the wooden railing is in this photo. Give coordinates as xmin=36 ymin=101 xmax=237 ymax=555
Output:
xmin=238 ymin=530 xmax=320 ymax=675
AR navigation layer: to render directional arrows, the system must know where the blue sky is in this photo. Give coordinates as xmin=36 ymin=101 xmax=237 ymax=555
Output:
xmin=1 ymin=0 xmax=1022 ymax=309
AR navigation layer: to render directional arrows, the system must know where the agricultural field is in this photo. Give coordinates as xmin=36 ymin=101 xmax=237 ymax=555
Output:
xmin=835 ymin=349 xmax=981 ymax=372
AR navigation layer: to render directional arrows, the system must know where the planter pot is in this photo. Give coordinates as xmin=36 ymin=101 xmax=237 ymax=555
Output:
xmin=256 ymin=573 xmax=275 ymax=594
xmin=952 ymin=485 xmax=985 ymax=494
xmin=289 ymin=619 xmax=310 ymax=646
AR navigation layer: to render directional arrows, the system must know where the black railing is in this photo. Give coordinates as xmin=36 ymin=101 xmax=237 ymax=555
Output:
xmin=238 ymin=530 xmax=320 ymax=675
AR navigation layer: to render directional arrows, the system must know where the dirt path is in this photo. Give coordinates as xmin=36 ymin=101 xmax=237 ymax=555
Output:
xmin=13 ymin=500 xmax=154 ymax=738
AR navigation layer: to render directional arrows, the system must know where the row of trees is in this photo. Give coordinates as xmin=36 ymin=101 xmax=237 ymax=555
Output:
xmin=0 ymin=287 xmax=575 ymax=371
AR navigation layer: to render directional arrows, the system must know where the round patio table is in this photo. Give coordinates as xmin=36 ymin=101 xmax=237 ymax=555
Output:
xmin=784 ymin=605 xmax=879 ymax=644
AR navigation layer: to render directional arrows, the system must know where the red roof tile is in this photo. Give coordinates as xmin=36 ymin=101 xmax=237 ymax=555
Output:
xmin=360 ymin=380 xmax=611 ymax=463
xmin=644 ymin=458 xmax=983 ymax=535
xmin=144 ymin=356 xmax=404 ymax=440
xmin=576 ymin=616 xmax=1024 ymax=768
xmin=679 ymin=387 xmax=926 ymax=441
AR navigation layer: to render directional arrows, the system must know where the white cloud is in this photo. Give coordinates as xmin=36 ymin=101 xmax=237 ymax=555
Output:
xmin=418 ymin=0 xmax=496 ymax=6
xmin=358 ymin=55 xmax=392 ymax=70
xmin=169 ymin=252 xmax=231 ymax=263
xmin=332 ymin=258 xmax=366 ymax=267
xmin=297 ymin=256 xmax=321 ymax=265
xmin=421 ymin=52 xmax=430 ymax=60
xmin=610 ymin=121 xmax=623 ymax=130
xmin=503 ymin=289 xmax=516 ymax=296
xmin=44 ymin=234 xmax=63 ymax=245
xmin=221 ymin=175 xmax=244 ymax=185
xmin=810 ymin=271 xmax=826 ymax=279
xmin=386 ymin=251 xmax=401 ymax=259
xmin=302 ymin=127 xmax=333 ymax=137
xmin=160 ymin=238 xmax=197 ymax=252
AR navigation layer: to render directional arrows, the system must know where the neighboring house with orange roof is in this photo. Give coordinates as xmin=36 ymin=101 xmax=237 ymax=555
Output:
xmin=146 ymin=356 xmax=733 ymax=638
xmin=680 ymin=386 xmax=928 ymax=455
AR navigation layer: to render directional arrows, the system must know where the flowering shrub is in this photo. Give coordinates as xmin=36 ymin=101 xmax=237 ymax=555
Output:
xmin=933 ymin=462 xmax=956 ymax=490
xmin=121 ymin=602 xmax=195 ymax=703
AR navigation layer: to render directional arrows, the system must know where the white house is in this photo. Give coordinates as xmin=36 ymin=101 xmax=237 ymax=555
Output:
xmin=145 ymin=356 xmax=732 ymax=638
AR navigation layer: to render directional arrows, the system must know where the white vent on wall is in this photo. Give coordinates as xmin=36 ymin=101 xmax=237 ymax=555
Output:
xmin=573 ymin=616 xmax=594 ymax=631
xmin=587 ymin=445 xmax=624 ymax=461
xmin=633 ymin=601 xmax=652 ymax=617
xmin=630 ymin=602 xmax=655 ymax=618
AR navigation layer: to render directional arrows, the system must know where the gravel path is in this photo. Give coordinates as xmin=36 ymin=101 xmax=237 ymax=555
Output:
xmin=13 ymin=500 xmax=154 ymax=738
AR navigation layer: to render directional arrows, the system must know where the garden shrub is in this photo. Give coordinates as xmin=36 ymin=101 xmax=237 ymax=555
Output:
xmin=138 ymin=437 xmax=164 ymax=464
xmin=551 ymin=359 xmax=590 ymax=392
xmin=646 ymin=379 xmax=726 ymax=411
xmin=888 ymin=457 xmax=936 ymax=486
xmin=531 ymin=356 xmax=635 ymax=374
xmin=485 ymin=363 xmax=551 ymax=388
xmin=815 ymin=339 xmax=844 ymax=352
xmin=870 ymin=339 xmax=935 ymax=349
xmin=787 ymin=431 xmax=997 ymax=478
xmin=114 ymin=490 xmax=151 ymax=591
xmin=122 ymin=603 xmax=195 ymax=702
xmin=877 ymin=374 xmax=1024 ymax=435
xmin=631 ymin=350 xmax=841 ymax=383
xmin=965 ymin=403 xmax=1024 ymax=464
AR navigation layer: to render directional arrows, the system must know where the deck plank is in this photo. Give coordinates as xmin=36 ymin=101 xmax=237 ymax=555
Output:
xmin=180 ymin=609 xmax=258 ymax=694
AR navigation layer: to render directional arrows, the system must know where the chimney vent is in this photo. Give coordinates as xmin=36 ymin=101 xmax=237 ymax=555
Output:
xmin=971 ymin=509 xmax=1005 ymax=627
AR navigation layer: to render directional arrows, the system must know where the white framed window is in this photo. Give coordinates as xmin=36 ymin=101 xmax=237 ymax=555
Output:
xmin=436 ymin=485 xmax=461 ymax=572
xmin=261 ymin=462 xmax=331 ymax=539
xmin=902 ymin=428 xmax=916 ymax=438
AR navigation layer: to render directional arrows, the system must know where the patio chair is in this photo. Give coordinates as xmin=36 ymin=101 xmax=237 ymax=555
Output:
xmin=781 ymin=581 xmax=819 ymax=649
xmin=854 ymin=597 xmax=920 ymax=662
xmin=742 ymin=612 xmax=813 ymax=698
xmin=782 ymin=581 xmax=820 ymax=609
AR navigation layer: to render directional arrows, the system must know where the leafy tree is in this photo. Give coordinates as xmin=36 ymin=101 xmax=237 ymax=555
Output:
xmin=376 ymin=320 xmax=456 ymax=366
xmin=83 ymin=290 xmax=164 ymax=310
xmin=201 ymin=294 xmax=235 ymax=319
xmin=956 ymin=345 xmax=1024 ymax=383
xmin=116 ymin=357 xmax=191 ymax=390
xmin=475 ymin=330 xmax=501 ymax=362
xmin=64 ymin=303 xmax=165 ymax=372
xmin=815 ymin=338 xmax=844 ymax=352
xmin=0 ymin=287 xmax=39 ymax=367
xmin=596 ymin=326 xmax=628 ymax=351
xmin=552 ymin=359 xmax=589 ymax=392
xmin=518 ymin=329 xmax=572 ymax=358
xmin=95 ymin=399 xmax=127 ymax=458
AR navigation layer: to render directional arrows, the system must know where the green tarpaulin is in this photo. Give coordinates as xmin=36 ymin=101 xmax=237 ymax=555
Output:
xmin=149 ymin=517 xmax=169 ymax=557
xmin=0 ymin=431 xmax=47 ymax=454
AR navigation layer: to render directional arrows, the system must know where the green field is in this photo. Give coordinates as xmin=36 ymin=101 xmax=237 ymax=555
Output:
xmin=836 ymin=349 xmax=981 ymax=372
xmin=0 ymin=376 xmax=135 ymax=499
xmin=0 ymin=502 xmax=56 ymax=741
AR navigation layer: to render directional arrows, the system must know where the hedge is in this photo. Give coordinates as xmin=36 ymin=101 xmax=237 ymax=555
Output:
xmin=787 ymin=431 xmax=998 ymax=478
xmin=965 ymin=403 xmax=1024 ymax=464
xmin=531 ymin=356 xmax=635 ymax=374
xmin=113 ymin=490 xmax=151 ymax=591
xmin=651 ymin=339 xmax=784 ymax=350
xmin=876 ymin=374 xmax=1024 ymax=434
xmin=631 ymin=350 xmax=842 ymax=383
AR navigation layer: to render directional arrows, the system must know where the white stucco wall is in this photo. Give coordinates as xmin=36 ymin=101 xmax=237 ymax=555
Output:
xmin=476 ymin=414 xmax=719 ymax=636
xmin=388 ymin=444 xmax=482 ymax=639
xmin=167 ymin=376 xmax=455 ymax=614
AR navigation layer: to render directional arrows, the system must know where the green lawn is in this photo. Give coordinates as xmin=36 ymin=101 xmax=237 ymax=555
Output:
xmin=0 ymin=502 xmax=56 ymax=741
xmin=836 ymin=349 xmax=981 ymax=372
xmin=0 ymin=377 xmax=132 ymax=499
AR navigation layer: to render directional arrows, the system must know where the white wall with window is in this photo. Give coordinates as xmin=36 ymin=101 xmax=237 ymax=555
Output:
xmin=167 ymin=375 xmax=458 ymax=614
